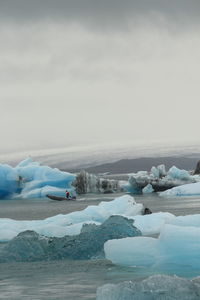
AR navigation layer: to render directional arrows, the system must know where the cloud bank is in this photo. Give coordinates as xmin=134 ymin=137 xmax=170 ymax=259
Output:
xmin=0 ymin=1 xmax=200 ymax=153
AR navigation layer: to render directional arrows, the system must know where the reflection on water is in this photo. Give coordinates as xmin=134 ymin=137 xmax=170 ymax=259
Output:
xmin=1 ymin=193 xmax=200 ymax=299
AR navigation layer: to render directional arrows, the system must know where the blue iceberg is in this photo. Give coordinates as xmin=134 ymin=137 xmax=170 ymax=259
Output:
xmin=0 ymin=215 xmax=141 ymax=262
xmin=104 ymin=223 xmax=200 ymax=270
xmin=0 ymin=158 xmax=75 ymax=199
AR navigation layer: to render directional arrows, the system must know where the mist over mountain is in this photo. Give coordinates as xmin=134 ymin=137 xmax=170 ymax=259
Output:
xmin=0 ymin=142 xmax=199 ymax=175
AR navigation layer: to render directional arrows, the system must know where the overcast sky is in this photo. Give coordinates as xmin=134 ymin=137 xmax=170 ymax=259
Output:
xmin=1 ymin=0 xmax=200 ymax=154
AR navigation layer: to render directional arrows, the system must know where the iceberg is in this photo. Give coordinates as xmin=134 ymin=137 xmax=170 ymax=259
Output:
xmin=96 ymin=274 xmax=200 ymax=300
xmin=142 ymin=183 xmax=154 ymax=194
xmin=167 ymin=166 xmax=191 ymax=181
xmin=104 ymin=224 xmax=200 ymax=270
xmin=0 ymin=164 xmax=19 ymax=198
xmin=0 ymin=215 xmax=141 ymax=262
xmin=151 ymin=166 xmax=160 ymax=178
xmin=0 ymin=158 xmax=75 ymax=199
xmin=74 ymin=170 xmax=120 ymax=194
xmin=160 ymin=181 xmax=200 ymax=197
xmin=0 ymin=158 xmax=122 ymax=199
xmin=125 ymin=164 xmax=199 ymax=194
xmin=15 ymin=158 xmax=75 ymax=198
xmin=0 ymin=195 xmax=144 ymax=241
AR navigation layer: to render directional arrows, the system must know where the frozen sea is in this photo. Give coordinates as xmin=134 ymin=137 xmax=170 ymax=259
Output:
xmin=1 ymin=193 xmax=200 ymax=299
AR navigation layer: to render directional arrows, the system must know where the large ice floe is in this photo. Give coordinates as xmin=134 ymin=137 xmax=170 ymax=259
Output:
xmin=0 ymin=158 xmax=75 ymax=199
xmin=124 ymin=164 xmax=200 ymax=194
xmin=105 ymin=223 xmax=200 ymax=270
xmin=0 ymin=215 xmax=141 ymax=262
xmin=96 ymin=274 xmax=200 ymax=300
xmin=0 ymin=195 xmax=143 ymax=241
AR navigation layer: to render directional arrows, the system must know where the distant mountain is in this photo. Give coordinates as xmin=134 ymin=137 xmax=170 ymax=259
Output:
xmin=1 ymin=143 xmax=200 ymax=175
xmin=68 ymin=156 xmax=199 ymax=174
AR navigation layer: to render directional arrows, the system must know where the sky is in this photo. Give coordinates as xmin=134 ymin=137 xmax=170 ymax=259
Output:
xmin=1 ymin=0 xmax=200 ymax=154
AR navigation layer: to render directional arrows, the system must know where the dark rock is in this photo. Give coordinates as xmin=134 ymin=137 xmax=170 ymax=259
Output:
xmin=143 ymin=207 xmax=152 ymax=215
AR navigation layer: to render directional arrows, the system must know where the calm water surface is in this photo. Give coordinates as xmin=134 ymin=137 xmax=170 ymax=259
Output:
xmin=1 ymin=193 xmax=200 ymax=299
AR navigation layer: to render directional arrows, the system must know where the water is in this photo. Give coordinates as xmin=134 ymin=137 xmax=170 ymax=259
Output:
xmin=1 ymin=193 xmax=200 ymax=299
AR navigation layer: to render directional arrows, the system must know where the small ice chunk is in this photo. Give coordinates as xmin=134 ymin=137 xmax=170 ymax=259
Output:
xmin=142 ymin=184 xmax=154 ymax=194
xmin=96 ymin=274 xmax=200 ymax=300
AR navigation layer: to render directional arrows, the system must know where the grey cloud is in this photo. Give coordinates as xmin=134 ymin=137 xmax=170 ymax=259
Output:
xmin=0 ymin=0 xmax=200 ymax=29
xmin=1 ymin=1 xmax=200 ymax=154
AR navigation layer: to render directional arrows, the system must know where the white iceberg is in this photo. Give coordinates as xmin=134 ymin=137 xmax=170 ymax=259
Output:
xmin=0 ymin=195 xmax=143 ymax=241
xmin=160 ymin=181 xmax=200 ymax=197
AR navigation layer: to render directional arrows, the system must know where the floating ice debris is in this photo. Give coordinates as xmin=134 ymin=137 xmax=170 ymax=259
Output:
xmin=96 ymin=274 xmax=200 ymax=300
xmin=160 ymin=181 xmax=200 ymax=197
xmin=0 ymin=215 xmax=141 ymax=262
xmin=0 ymin=195 xmax=143 ymax=241
xmin=104 ymin=224 xmax=200 ymax=269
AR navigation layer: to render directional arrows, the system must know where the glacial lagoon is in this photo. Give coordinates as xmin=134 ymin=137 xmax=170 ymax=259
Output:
xmin=1 ymin=193 xmax=200 ymax=299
